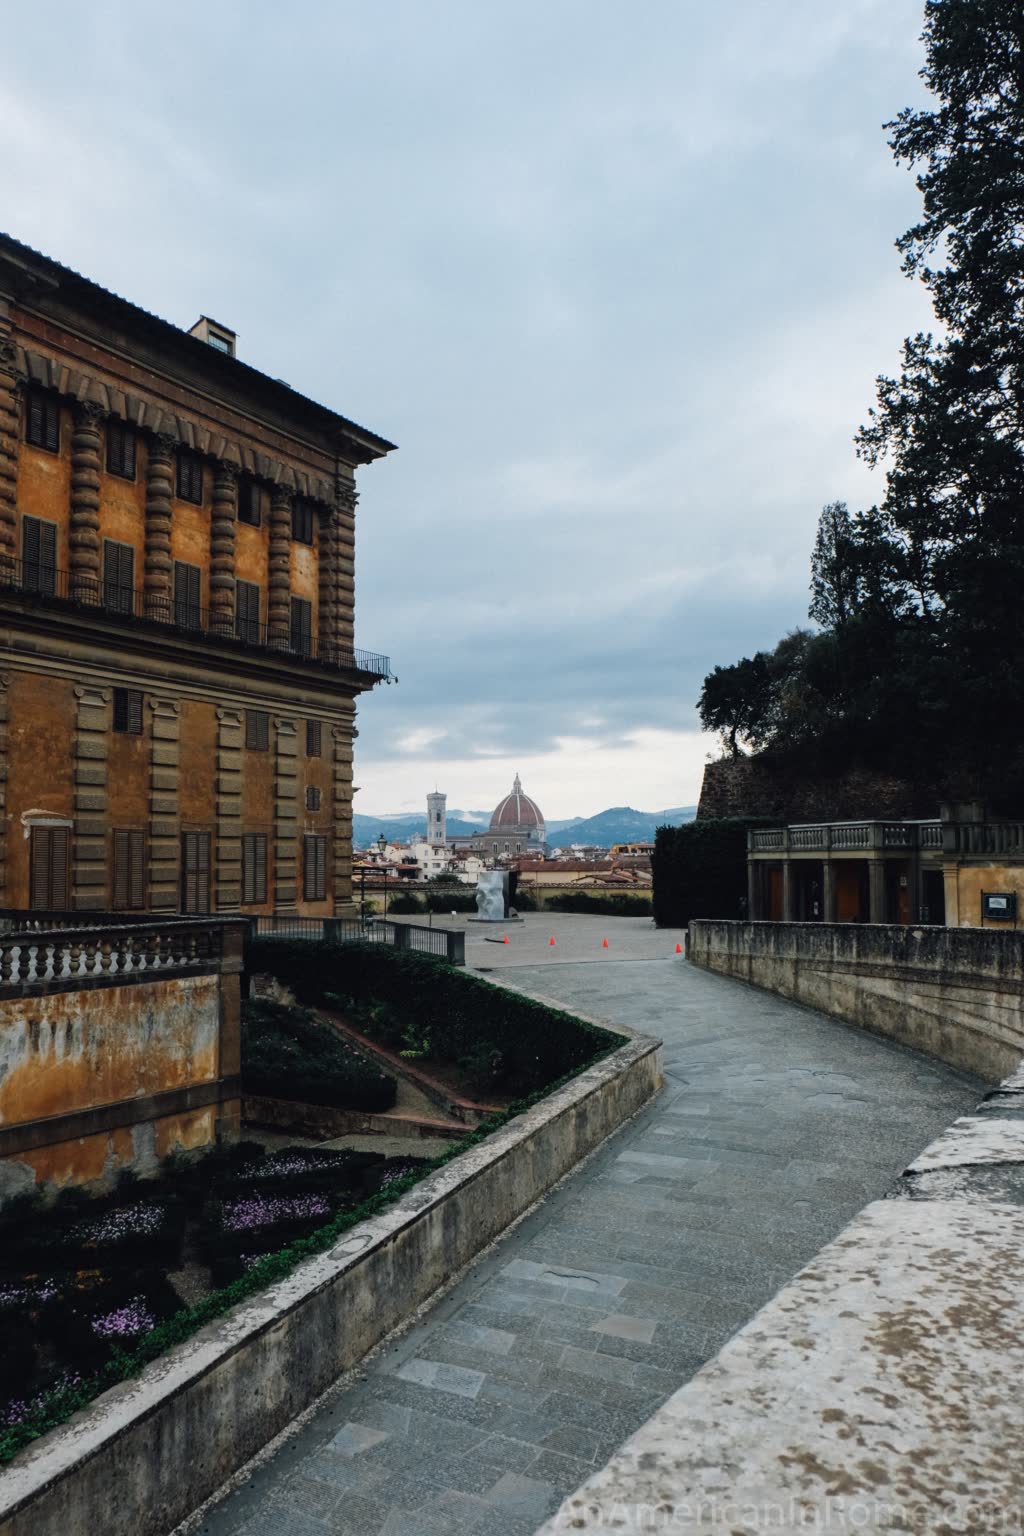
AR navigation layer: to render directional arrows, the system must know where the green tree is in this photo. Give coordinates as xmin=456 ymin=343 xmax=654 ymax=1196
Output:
xmin=809 ymin=503 xmax=863 ymax=629
xmin=697 ymin=653 xmax=772 ymax=757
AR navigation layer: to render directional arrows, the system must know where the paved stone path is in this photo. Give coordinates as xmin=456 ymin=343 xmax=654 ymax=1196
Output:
xmin=189 ymin=926 xmax=982 ymax=1536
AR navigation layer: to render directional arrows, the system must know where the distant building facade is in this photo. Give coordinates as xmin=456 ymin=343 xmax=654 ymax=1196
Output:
xmin=0 ymin=232 xmax=395 ymax=917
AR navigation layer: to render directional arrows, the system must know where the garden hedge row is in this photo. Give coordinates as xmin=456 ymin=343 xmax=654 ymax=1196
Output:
xmin=651 ymin=817 xmax=769 ymax=927
xmin=545 ymin=891 xmax=652 ymax=916
xmin=241 ymin=998 xmax=397 ymax=1111
xmin=247 ymin=938 xmax=616 ymax=1093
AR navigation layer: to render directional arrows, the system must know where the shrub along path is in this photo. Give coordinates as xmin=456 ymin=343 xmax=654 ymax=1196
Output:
xmin=188 ymin=939 xmax=982 ymax=1536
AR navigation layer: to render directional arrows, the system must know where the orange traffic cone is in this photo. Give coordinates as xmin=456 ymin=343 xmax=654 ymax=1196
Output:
xmin=549 ymin=936 xmax=556 ymax=946
xmin=675 ymin=943 xmax=682 ymax=954
xmin=503 ymin=935 xmax=509 ymax=944
xmin=602 ymin=937 xmax=609 ymax=948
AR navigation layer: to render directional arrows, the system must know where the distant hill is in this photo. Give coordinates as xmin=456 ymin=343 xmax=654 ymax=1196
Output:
xmin=353 ymin=812 xmax=485 ymax=846
xmin=354 ymin=804 xmax=697 ymax=850
xmin=546 ymin=806 xmax=697 ymax=847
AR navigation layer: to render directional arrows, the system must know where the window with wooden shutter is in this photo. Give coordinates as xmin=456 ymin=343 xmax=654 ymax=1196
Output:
xmin=21 ymin=516 xmax=57 ymax=595
xmin=290 ymin=596 xmax=312 ymax=656
xmin=291 ymin=500 xmax=315 ymax=545
xmin=242 ymin=833 xmax=268 ymax=904
xmin=305 ymin=787 xmax=321 ymax=812
xmin=238 ymin=478 xmax=262 ymax=526
xmin=245 ymin=709 xmax=270 ymax=751
xmin=106 ymin=422 xmax=136 ymax=480
xmin=112 ymin=829 xmax=146 ymax=909
xmin=25 ymin=389 xmax=60 ymax=453
xmin=236 ymin=579 xmax=261 ymax=644
xmin=306 ymin=720 xmax=322 ymax=757
xmin=173 ymin=561 xmax=202 ymax=629
xmin=29 ymin=826 xmax=70 ymax=910
xmin=304 ymin=834 xmax=327 ymax=902
xmin=112 ymin=687 xmax=144 ymax=735
xmin=103 ymin=540 xmax=135 ymax=614
xmin=181 ymin=832 xmax=211 ymax=914
xmin=177 ymin=450 xmax=203 ymax=504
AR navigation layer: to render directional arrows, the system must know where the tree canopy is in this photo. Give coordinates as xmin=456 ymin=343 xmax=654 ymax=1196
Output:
xmin=699 ymin=1 xmax=1024 ymax=805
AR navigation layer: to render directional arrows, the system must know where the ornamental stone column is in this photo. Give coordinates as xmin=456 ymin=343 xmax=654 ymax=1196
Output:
xmin=335 ymin=483 xmax=357 ymax=655
xmin=0 ymin=311 xmax=18 ymax=577
xmin=144 ymin=433 xmax=176 ymax=620
xmin=268 ymin=483 xmax=292 ymax=647
xmin=210 ymin=460 xmax=238 ymax=637
xmin=69 ymin=400 xmax=105 ymax=604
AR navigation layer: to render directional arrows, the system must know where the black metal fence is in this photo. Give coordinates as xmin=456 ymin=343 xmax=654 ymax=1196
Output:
xmin=252 ymin=915 xmax=464 ymax=965
xmin=0 ymin=557 xmax=393 ymax=682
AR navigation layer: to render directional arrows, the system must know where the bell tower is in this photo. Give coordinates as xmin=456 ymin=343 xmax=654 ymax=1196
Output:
xmin=427 ymin=790 xmax=447 ymax=848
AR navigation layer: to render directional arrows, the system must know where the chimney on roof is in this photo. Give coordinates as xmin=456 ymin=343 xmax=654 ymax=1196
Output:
xmin=189 ymin=315 xmax=236 ymax=358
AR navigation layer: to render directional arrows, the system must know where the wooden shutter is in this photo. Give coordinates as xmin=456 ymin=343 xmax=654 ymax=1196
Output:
xmin=112 ymin=687 xmax=143 ymax=734
xmin=290 ymin=596 xmax=312 ymax=656
xmin=177 ymin=451 xmax=203 ymax=504
xmin=304 ymin=834 xmax=327 ymax=901
xmin=174 ymin=561 xmax=201 ymax=628
xmin=243 ymin=833 xmax=267 ymax=904
xmin=22 ymin=516 xmax=57 ymax=595
xmin=112 ymin=830 xmax=146 ymax=909
xmin=305 ymin=787 xmax=321 ymax=812
xmin=103 ymin=540 xmax=135 ymax=613
xmin=306 ymin=719 xmax=322 ymax=757
xmin=26 ymin=390 xmax=59 ymax=452
xmin=245 ymin=709 xmax=270 ymax=751
xmin=30 ymin=826 xmax=69 ymax=910
xmin=236 ymin=579 xmax=261 ymax=643
xmin=181 ymin=832 xmax=210 ymax=914
xmin=107 ymin=423 xmax=136 ymax=479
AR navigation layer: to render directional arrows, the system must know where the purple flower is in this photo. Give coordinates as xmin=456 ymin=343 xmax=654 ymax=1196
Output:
xmin=0 ymin=1372 xmax=83 ymax=1427
xmin=380 ymin=1165 xmax=418 ymax=1188
xmin=219 ymin=1194 xmax=330 ymax=1233
xmin=0 ymin=1278 xmax=58 ymax=1309
xmin=73 ymin=1203 xmax=165 ymax=1245
xmin=91 ymin=1297 xmax=155 ymax=1340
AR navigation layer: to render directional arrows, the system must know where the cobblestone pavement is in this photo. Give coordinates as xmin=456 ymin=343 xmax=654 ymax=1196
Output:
xmin=189 ymin=939 xmax=982 ymax=1536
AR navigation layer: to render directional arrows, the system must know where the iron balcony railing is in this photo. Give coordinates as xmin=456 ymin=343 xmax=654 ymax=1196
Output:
xmin=0 ymin=557 xmax=393 ymax=683
xmin=252 ymin=915 xmax=465 ymax=965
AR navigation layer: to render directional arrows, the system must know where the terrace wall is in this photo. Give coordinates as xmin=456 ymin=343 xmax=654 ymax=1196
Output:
xmin=688 ymin=919 xmax=1024 ymax=1080
xmin=0 ymin=919 xmax=245 ymax=1202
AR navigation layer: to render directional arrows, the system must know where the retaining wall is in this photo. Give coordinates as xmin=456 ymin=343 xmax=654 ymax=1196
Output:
xmin=539 ymin=1057 xmax=1024 ymax=1534
xmin=0 ymin=1032 xmax=661 ymax=1536
xmin=688 ymin=919 xmax=1024 ymax=1080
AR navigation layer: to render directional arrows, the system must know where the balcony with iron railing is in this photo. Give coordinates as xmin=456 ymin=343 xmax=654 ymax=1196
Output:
xmin=0 ymin=557 xmax=394 ymax=684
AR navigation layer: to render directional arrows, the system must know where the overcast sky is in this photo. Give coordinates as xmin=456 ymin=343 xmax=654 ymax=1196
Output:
xmin=4 ymin=1 xmax=935 ymax=818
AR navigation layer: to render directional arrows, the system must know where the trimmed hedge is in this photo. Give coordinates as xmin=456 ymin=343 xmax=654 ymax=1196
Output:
xmin=651 ymin=817 xmax=769 ymax=927
xmin=241 ymin=998 xmax=397 ymax=1111
xmin=545 ymin=891 xmax=652 ymax=916
xmin=247 ymin=939 xmax=616 ymax=1093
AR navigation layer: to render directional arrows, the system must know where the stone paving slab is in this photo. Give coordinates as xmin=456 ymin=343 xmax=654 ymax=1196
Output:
xmin=185 ymin=953 xmax=982 ymax=1536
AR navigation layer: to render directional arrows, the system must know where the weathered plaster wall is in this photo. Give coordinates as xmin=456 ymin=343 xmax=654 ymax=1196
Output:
xmin=11 ymin=1105 xmax=217 ymax=1194
xmin=689 ymin=919 xmax=1024 ymax=1081
xmin=0 ymin=973 xmax=220 ymax=1128
xmin=0 ymin=1032 xmax=662 ymax=1536
xmin=950 ymin=861 xmax=1024 ymax=930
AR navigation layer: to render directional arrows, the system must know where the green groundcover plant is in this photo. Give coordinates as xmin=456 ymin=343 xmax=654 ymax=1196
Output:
xmin=241 ymin=997 xmax=397 ymax=1111
xmin=247 ymin=937 xmax=617 ymax=1093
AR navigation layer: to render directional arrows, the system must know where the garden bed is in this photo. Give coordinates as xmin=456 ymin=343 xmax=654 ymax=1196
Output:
xmin=247 ymin=936 xmax=616 ymax=1096
xmin=0 ymin=1139 xmax=429 ymax=1458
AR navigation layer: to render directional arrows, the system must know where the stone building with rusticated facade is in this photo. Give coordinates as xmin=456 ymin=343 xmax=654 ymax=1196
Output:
xmin=0 ymin=232 xmax=395 ymax=918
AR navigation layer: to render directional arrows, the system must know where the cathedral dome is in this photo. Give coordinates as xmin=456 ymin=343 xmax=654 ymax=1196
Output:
xmin=490 ymin=773 xmax=544 ymax=832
